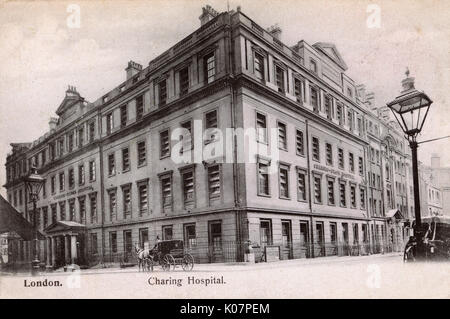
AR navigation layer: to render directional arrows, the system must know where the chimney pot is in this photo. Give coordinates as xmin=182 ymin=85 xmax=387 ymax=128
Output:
xmin=199 ymin=5 xmax=219 ymax=26
xmin=125 ymin=60 xmax=143 ymax=80
xmin=267 ymin=24 xmax=282 ymax=40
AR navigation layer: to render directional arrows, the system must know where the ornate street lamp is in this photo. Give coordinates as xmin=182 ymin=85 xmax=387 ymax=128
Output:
xmin=386 ymin=68 xmax=433 ymax=259
xmin=24 ymin=166 xmax=44 ymax=274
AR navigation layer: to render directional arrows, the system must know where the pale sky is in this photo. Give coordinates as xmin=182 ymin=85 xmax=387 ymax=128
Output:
xmin=0 ymin=0 xmax=449 ymax=197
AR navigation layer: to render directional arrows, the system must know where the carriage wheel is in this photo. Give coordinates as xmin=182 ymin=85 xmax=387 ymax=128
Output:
xmin=162 ymin=255 xmax=175 ymax=271
xmin=181 ymin=254 xmax=194 ymax=271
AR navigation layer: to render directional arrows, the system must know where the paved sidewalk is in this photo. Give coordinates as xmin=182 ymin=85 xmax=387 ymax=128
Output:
xmin=13 ymin=251 xmax=402 ymax=277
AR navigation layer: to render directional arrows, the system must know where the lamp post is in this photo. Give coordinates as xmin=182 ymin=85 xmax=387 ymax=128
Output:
xmin=24 ymin=165 xmax=44 ymax=274
xmin=386 ymin=68 xmax=433 ymax=260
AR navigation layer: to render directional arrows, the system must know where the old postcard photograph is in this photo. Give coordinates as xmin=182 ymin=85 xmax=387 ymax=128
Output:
xmin=0 ymin=0 xmax=449 ymax=300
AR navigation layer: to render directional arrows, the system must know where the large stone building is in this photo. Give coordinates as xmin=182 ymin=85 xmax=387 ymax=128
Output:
xmin=3 ymin=6 xmax=417 ymax=268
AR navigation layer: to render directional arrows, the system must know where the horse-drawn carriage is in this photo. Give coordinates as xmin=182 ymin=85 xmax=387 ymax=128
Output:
xmin=136 ymin=240 xmax=194 ymax=272
xmin=404 ymin=216 xmax=450 ymax=262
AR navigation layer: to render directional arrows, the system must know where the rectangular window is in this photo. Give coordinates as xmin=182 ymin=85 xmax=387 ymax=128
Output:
xmin=310 ymin=59 xmax=317 ymax=73
xmin=90 ymin=195 xmax=97 ymax=223
xmin=297 ymin=169 xmax=307 ymax=201
xmin=205 ymin=110 xmax=218 ymax=129
xmin=208 ymin=165 xmax=221 ymax=199
xmin=360 ymin=187 xmax=366 ymax=209
xmin=184 ymin=224 xmax=197 ymax=248
xmin=310 ymin=87 xmax=319 ymax=112
xmin=139 ymin=228 xmax=149 ymax=248
xmin=296 ymin=130 xmax=304 ymax=155
xmin=254 ymin=52 xmax=265 ymax=80
xmin=69 ymin=200 xmax=75 ymax=221
xmin=108 ymin=153 xmax=115 ymax=176
xmin=41 ymin=150 xmax=46 ymax=165
xmin=275 ymin=65 xmax=285 ymax=93
xmin=58 ymin=138 xmax=64 ymax=156
xmin=89 ymin=160 xmax=96 ymax=182
xmin=51 ymin=176 xmax=56 ymax=194
xmin=353 ymin=224 xmax=359 ymax=244
xmin=78 ymin=127 xmax=84 ymax=148
xmin=51 ymin=204 xmax=57 ymax=224
xmin=327 ymin=178 xmax=335 ymax=205
xmin=68 ymin=133 xmax=74 ymax=152
xmin=338 ymin=148 xmax=344 ymax=169
xmin=49 ymin=142 xmax=56 ymax=160
xmin=68 ymin=168 xmax=75 ymax=189
xmin=123 ymin=186 xmax=131 ymax=219
xmin=136 ymin=95 xmax=144 ymax=120
xmin=42 ymin=180 xmax=46 ymax=198
xmin=138 ymin=183 xmax=148 ymax=216
xmin=106 ymin=112 xmax=113 ymax=134
xmin=326 ymin=143 xmax=333 ymax=166
xmin=204 ymin=52 xmax=215 ymax=84
xmin=59 ymin=172 xmax=65 ymax=192
xmin=277 ymin=122 xmax=287 ymax=150
xmin=42 ymin=207 xmax=48 ymax=228
xmin=78 ymin=164 xmax=85 ymax=185
xmin=324 ymin=96 xmax=332 ymax=119
xmin=158 ymin=79 xmax=167 ymax=106
xmin=330 ymin=222 xmax=337 ymax=243
xmin=161 ymin=175 xmax=172 ymax=208
xmin=90 ymin=233 xmax=98 ymax=254
xmin=336 ymin=103 xmax=344 ymax=126
xmin=160 ymin=129 xmax=170 ymax=158
xmin=122 ymin=148 xmax=130 ymax=172
xmin=120 ymin=104 xmax=127 ymax=127
xmin=312 ymin=137 xmax=320 ymax=161
xmin=109 ymin=191 xmax=116 ymax=221
xmin=162 ymin=225 xmax=173 ymax=240
xmin=179 ymin=67 xmax=189 ymax=95
xmin=110 ymin=232 xmax=117 ymax=253
xmin=59 ymin=202 xmax=66 ymax=221
xmin=347 ymin=110 xmax=353 ymax=131
xmin=313 ymin=175 xmax=322 ymax=204
xmin=88 ymin=121 xmax=95 ymax=142
xmin=340 ymin=182 xmax=347 ymax=207
xmin=260 ymin=220 xmax=273 ymax=246
xmin=180 ymin=120 xmax=192 ymax=153
xmin=358 ymin=157 xmax=364 ymax=175
xmin=316 ymin=222 xmax=325 ymax=257
xmin=279 ymin=165 xmax=289 ymax=199
xmin=349 ymin=153 xmax=354 ymax=172
xmin=137 ymin=141 xmax=146 ymax=166
xmin=181 ymin=170 xmax=195 ymax=205
xmin=123 ymin=230 xmax=132 ymax=253
xmin=350 ymin=184 xmax=356 ymax=208
xmin=258 ymin=161 xmax=270 ymax=196
xmin=294 ymin=78 xmax=303 ymax=102
xmin=256 ymin=112 xmax=267 ymax=143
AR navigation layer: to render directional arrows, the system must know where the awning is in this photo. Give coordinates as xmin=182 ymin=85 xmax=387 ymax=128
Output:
xmin=386 ymin=209 xmax=404 ymax=220
xmin=0 ymin=194 xmax=45 ymax=240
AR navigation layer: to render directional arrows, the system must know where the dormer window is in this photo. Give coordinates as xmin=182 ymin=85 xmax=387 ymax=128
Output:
xmin=310 ymin=59 xmax=317 ymax=73
xmin=103 ymin=96 xmax=109 ymax=103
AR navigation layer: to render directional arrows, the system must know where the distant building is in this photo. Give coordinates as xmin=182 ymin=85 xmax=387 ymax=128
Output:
xmin=3 ymin=6 xmax=418 ymax=267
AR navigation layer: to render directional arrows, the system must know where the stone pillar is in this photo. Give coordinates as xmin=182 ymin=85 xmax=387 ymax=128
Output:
xmin=46 ymin=237 xmax=52 ymax=269
xmin=64 ymin=235 xmax=70 ymax=264
xmin=71 ymin=235 xmax=77 ymax=264
xmin=51 ymin=237 xmax=56 ymax=267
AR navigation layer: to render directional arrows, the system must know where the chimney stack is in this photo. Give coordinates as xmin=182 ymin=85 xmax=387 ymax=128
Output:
xmin=431 ymin=153 xmax=440 ymax=169
xmin=199 ymin=5 xmax=219 ymax=26
xmin=66 ymin=85 xmax=80 ymax=98
xmin=49 ymin=117 xmax=58 ymax=131
xmin=125 ymin=60 xmax=143 ymax=80
xmin=267 ymin=24 xmax=282 ymax=40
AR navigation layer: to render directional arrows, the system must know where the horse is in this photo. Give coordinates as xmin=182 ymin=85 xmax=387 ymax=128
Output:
xmin=135 ymin=243 xmax=153 ymax=272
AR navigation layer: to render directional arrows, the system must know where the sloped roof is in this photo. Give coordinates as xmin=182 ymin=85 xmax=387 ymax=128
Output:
xmin=386 ymin=209 xmax=404 ymax=219
xmin=313 ymin=42 xmax=348 ymax=71
xmin=0 ymin=195 xmax=45 ymax=240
